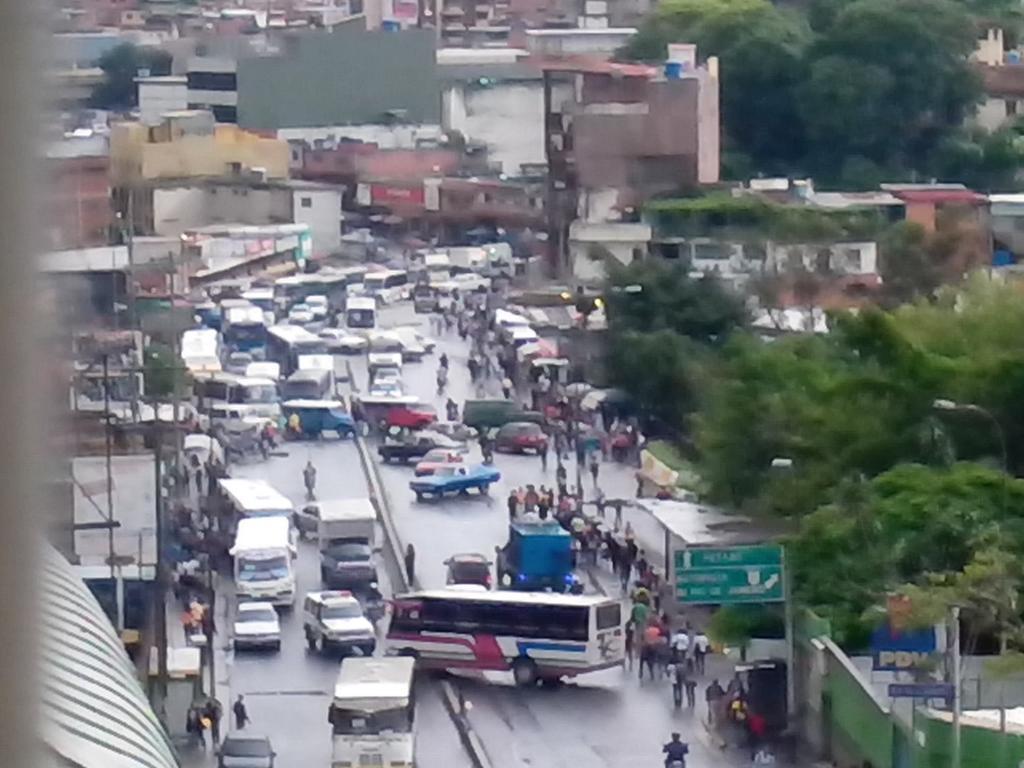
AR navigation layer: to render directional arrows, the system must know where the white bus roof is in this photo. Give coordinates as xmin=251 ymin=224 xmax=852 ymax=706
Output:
xmin=365 ymin=269 xmax=407 ymax=279
xmin=224 ymin=305 xmax=265 ymax=324
xmin=297 ymin=354 xmax=334 ymax=372
xmin=242 ymin=287 xmax=274 ymax=300
xmin=268 ymin=324 xmax=322 ymax=344
xmin=399 ymin=588 xmax=615 ymax=608
xmin=333 ymin=657 xmax=415 ymax=710
xmin=282 ymin=399 xmax=345 ymax=409
xmin=218 ymin=478 xmax=293 ymax=515
xmin=233 ymin=376 xmax=276 ymax=387
xmin=346 ymin=297 xmax=377 ymax=311
xmin=230 ymin=516 xmax=291 ymax=554
xmin=317 ymin=498 xmax=376 ymax=523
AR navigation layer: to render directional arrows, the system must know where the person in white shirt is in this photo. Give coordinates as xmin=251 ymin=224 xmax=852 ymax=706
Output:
xmin=694 ymin=631 xmax=710 ymax=674
xmin=670 ymin=630 xmax=690 ymax=664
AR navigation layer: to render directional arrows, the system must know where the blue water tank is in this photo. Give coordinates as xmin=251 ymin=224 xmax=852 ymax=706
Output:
xmin=1009 ymin=50 xmax=1021 ymax=64
xmin=664 ymin=61 xmax=683 ymax=79
xmin=382 ymin=19 xmax=400 ymax=31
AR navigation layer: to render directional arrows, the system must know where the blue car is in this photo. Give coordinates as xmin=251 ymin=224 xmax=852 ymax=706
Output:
xmin=410 ymin=464 xmax=501 ymax=501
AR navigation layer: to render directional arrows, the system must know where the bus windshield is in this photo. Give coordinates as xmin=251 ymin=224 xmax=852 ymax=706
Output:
xmin=330 ymin=707 xmax=412 ymax=735
xmin=229 ymin=384 xmax=278 ymax=404
xmin=237 ymin=555 xmax=289 ymax=582
xmin=346 ymin=307 xmax=375 ymax=329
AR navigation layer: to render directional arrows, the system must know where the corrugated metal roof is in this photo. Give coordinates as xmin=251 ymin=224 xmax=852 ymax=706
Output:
xmin=40 ymin=544 xmax=178 ymax=768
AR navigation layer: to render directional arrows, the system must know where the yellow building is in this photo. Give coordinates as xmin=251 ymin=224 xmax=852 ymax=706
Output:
xmin=110 ymin=110 xmax=290 ymax=185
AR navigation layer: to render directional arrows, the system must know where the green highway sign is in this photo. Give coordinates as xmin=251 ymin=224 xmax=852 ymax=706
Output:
xmin=674 ymin=544 xmax=785 ymax=605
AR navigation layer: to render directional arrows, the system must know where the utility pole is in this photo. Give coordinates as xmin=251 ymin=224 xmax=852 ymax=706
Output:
xmin=152 ymin=402 xmax=168 ymax=726
xmin=951 ymin=605 xmax=962 ymax=768
xmin=102 ymin=354 xmax=124 ymax=634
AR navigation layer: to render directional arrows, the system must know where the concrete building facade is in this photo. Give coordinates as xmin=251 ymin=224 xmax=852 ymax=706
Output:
xmin=110 ymin=111 xmax=290 ymax=184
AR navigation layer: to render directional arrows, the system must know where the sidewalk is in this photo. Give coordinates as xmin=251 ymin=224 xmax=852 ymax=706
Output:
xmin=169 ymin=571 xmax=233 ymax=768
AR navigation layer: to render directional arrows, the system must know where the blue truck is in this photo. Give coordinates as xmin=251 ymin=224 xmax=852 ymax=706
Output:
xmin=497 ymin=521 xmax=583 ymax=593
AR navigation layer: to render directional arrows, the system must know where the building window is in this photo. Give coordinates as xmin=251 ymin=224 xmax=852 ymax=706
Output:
xmin=301 ymin=196 xmax=313 ymax=208
xmin=187 ymin=71 xmax=237 ymax=91
xmin=1009 ymin=99 xmax=1019 ymax=116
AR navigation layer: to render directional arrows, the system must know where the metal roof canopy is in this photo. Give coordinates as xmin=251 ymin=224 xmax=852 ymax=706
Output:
xmin=635 ymin=498 xmax=774 ymax=578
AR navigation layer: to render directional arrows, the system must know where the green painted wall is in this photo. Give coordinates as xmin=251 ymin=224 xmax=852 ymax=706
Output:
xmin=238 ymin=23 xmax=440 ymax=130
xmin=919 ymin=713 xmax=1024 ymax=768
xmin=826 ymin=658 xmax=895 ymax=768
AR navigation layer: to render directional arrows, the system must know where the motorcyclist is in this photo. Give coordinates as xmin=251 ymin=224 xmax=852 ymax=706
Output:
xmin=303 ymin=460 xmax=317 ymax=501
xmin=445 ymin=398 xmax=459 ymax=421
xmin=439 ymin=352 xmax=449 ymax=370
xmin=662 ymin=733 xmax=688 ymax=768
xmin=436 ymin=365 xmax=448 ymax=395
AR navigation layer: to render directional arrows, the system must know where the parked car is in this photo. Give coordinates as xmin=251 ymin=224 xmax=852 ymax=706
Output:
xmin=369 ymin=379 xmax=404 ymax=399
xmin=462 ymin=399 xmax=545 ymax=430
xmin=378 ymin=431 xmax=452 ymax=464
xmin=224 ymin=351 xmax=254 ymax=375
xmin=232 ymin=601 xmax=281 ymax=652
xmin=319 ymin=328 xmax=368 ymax=354
xmin=444 ymin=552 xmax=493 ymax=588
xmin=436 ymin=272 xmax=491 ymax=295
xmin=302 ymin=590 xmax=376 ymax=655
xmin=217 ymin=735 xmax=276 ymax=768
xmin=431 ymin=420 xmax=477 ymax=443
xmin=288 ymin=303 xmax=315 ymax=325
xmin=495 ymin=421 xmax=548 ymax=454
xmin=414 ymin=448 xmax=465 ymax=476
xmin=409 ymin=463 xmax=501 ymax=501
xmin=306 ymin=294 xmax=329 ymax=320
xmin=386 ymin=403 xmax=438 ymax=430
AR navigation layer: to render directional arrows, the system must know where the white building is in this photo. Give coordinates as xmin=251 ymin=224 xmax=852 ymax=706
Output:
xmin=135 ymin=75 xmax=188 ymax=126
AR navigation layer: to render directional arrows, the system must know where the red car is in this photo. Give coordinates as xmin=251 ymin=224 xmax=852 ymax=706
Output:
xmin=386 ymin=403 xmax=438 ymax=430
xmin=414 ymin=448 xmax=465 ymax=476
xmin=494 ymin=421 xmax=549 ymax=454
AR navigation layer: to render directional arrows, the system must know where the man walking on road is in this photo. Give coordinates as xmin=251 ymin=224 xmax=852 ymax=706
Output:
xmin=589 ymin=451 xmax=600 ymax=486
xmin=233 ymin=695 xmax=249 ymax=730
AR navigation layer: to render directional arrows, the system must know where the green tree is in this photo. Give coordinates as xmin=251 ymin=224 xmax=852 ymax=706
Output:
xmin=90 ymin=43 xmax=172 ymax=110
xmin=605 ymin=258 xmax=747 ymax=342
xmin=790 ymin=464 xmax=1024 ymax=646
xmin=143 ymin=343 xmax=187 ymax=398
xmin=799 ymin=0 xmax=980 ymax=180
xmin=621 ymin=0 xmax=810 ymax=173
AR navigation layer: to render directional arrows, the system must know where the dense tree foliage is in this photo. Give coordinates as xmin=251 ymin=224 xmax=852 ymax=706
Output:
xmin=90 ymin=43 xmax=172 ymax=110
xmin=621 ymin=0 xmax=1023 ymax=187
xmin=603 ymin=259 xmax=745 ymax=435
xmin=674 ymin=280 xmax=1024 ymax=645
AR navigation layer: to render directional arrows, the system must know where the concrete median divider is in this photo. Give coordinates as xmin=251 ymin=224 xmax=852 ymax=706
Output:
xmin=351 ymin=431 xmax=493 ymax=768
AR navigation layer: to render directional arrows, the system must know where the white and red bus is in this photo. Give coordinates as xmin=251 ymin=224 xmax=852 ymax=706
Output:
xmin=385 ymin=589 xmax=624 ymax=686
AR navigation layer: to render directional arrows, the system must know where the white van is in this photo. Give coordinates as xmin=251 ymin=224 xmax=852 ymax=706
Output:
xmin=230 ymin=516 xmax=297 ymax=606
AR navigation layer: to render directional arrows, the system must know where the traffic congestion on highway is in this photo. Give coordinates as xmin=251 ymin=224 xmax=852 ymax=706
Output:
xmin=163 ymin=249 xmax=768 ymax=768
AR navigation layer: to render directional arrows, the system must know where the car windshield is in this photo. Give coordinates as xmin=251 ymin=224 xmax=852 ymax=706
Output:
xmin=223 ymin=738 xmax=272 ymax=757
xmin=452 ymin=561 xmax=490 ymax=580
xmin=322 ymin=603 xmax=363 ymax=620
xmin=325 ymin=543 xmax=370 ymax=561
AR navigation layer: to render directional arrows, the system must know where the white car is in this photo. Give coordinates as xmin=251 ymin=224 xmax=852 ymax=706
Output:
xmin=306 ymin=295 xmax=329 ymax=319
xmin=233 ymin=601 xmax=281 ymax=651
xmin=437 ymin=273 xmax=491 ymax=295
xmin=289 ymin=303 xmax=314 ymax=325
xmin=392 ymin=326 xmax=436 ymax=358
xmin=370 ymin=379 xmax=404 ymax=398
xmin=302 ymin=591 xmax=376 ymax=655
xmin=319 ymin=328 xmax=368 ymax=354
